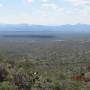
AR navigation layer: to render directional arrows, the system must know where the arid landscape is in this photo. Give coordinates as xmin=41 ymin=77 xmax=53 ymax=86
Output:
xmin=0 ymin=0 xmax=90 ymax=89
xmin=0 ymin=29 xmax=90 ymax=89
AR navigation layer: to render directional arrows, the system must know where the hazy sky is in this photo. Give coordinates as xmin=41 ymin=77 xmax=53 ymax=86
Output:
xmin=0 ymin=0 xmax=90 ymax=25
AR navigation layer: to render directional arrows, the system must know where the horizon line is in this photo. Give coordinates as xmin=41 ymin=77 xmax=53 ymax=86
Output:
xmin=0 ymin=23 xmax=90 ymax=26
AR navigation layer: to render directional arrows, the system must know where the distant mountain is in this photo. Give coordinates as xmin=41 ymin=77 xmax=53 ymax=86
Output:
xmin=0 ymin=24 xmax=90 ymax=32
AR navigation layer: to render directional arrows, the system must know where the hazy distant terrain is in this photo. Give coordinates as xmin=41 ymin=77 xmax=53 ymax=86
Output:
xmin=0 ymin=24 xmax=90 ymax=41
xmin=0 ymin=24 xmax=90 ymax=32
xmin=0 ymin=25 xmax=90 ymax=90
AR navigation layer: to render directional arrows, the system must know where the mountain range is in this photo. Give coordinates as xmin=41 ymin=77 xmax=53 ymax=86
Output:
xmin=0 ymin=24 xmax=90 ymax=32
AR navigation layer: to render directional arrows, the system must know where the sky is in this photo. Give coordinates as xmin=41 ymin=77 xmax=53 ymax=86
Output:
xmin=0 ymin=0 xmax=90 ymax=25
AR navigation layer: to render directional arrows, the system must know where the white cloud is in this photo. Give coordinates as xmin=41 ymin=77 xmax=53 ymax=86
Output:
xmin=32 ymin=9 xmax=49 ymax=17
xmin=0 ymin=3 xmax=3 ymax=7
xmin=65 ymin=0 xmax=90 ymax=6
xmin=19 ymin=0 xmax=90 ymax=25
xmin=26 ymin=0 xmax=32 ymax=3
xmin=41 ymin=3 xmax=57 ymax=10
xmin=79 ymin=6 xmax=90 ymax=17
xmin=31 ymin=3 xmax=65 ymax=17
xmin=42 ymin=0 xmax=48 ymax=2
xmin=29 ymin=2 xmax=90 ymax=25
xmin=0 ymin=0 xmax=90 ymax=25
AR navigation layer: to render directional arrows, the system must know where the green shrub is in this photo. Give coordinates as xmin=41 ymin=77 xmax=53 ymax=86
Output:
xmin=0 ymin=81 xmax=17 ymax=90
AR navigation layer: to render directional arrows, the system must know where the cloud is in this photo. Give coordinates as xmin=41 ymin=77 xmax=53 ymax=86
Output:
xmin=79 ymin=6 xmax=90 ymax=17
xmin=22 ymin=0 xmax=90 ymax=25
xmin=41 ymin=3 xmax=57 ymax=10
xmin=31 ymin=3 xmax=65 ymax=17
xmin=65 ymin=0 xmax=90 ymax=6
xmin=0 ymin=0 xmax=90 ymax=25
xmin=42 ymin=0 xmax=48 ymax=2
xmin=0 ymin=3 xmax=3 ymax=7
xmin=26 ymin=0 xmax=32 ymax=3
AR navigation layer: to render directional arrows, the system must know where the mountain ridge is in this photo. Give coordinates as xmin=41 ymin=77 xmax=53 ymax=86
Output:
xmin=0 ymin=24 xmax=90 ymax=32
